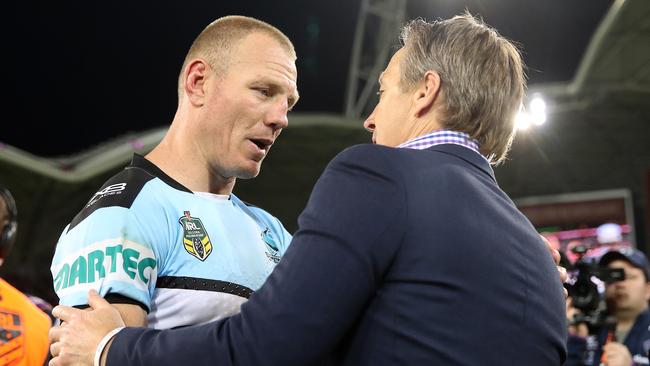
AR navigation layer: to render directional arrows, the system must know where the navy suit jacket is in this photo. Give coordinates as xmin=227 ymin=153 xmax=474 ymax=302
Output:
xmin=108 ymin=144 xmax=567 ymax=365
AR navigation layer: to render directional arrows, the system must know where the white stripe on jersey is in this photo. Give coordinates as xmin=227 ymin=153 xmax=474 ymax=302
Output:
xmin=148 ymin=288 xmax=247 ymax=329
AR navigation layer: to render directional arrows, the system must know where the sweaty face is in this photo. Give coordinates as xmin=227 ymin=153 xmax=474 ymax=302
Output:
xmin=196 ymin=32 xmax=299 ymax=180
xmin=605 ymin=260 xmax=650 ymax=314
xmin=363 ymin=48 xmax=414 ymax=147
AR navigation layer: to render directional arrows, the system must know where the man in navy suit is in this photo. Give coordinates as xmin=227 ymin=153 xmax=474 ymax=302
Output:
xmin=49 ymin=13 xmax=567 ymax=366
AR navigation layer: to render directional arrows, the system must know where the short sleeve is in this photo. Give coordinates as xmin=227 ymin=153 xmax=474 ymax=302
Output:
xmin=50 ymin=207 xmax=160 ymax=312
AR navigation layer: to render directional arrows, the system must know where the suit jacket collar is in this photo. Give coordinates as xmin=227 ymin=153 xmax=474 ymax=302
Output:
xmin=424 ymin=144 xmax=496 ymax=183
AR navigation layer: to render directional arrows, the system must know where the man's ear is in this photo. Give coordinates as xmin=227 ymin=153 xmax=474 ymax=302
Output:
xmin=183 ymin=59 xmax=210 ymax=107
xmin=412 ymin=70 xmax=441 ymax=118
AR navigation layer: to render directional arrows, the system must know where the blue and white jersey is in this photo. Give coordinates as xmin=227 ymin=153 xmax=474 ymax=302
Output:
xmin=50 ymin=154 xmax=291 ymax=329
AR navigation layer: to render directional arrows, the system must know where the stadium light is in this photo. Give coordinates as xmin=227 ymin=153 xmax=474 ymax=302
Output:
xmin=515 ymin=94 xmax=547 ymax=130
xmin=529 ymin=95 xmax=547 ymax=126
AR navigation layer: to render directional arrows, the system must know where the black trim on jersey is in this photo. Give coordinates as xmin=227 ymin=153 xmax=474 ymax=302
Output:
xmin=72 ymin=293 xmax=149 ymax=313
xmin=67 ymin=154 xmax=195 ymax=232
xmin=67 ymin=166 xmax=155 ymax=231
xmin=156 ymin=276 xmax=253 ymax=299
xmin=130 ymin=154 xmax=192 ymax=193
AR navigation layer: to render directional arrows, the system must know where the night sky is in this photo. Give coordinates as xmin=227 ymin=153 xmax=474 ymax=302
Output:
xmin=7 ymin=0 xmax=613 ymax=156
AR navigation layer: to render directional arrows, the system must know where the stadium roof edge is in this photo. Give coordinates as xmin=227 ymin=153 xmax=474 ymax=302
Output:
xmin=0 ymin=113 xmax=363 ymax=182
xmin=527 ymin=0 xmax=649 ymax=113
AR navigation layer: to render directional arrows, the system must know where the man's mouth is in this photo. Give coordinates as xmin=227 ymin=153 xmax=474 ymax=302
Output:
xmin=249 ymin=138 xmax=274 ymax=152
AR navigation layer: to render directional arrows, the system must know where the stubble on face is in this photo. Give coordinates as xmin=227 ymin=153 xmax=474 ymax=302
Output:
xmin=197 ymin=33 xmax=298 ymax=184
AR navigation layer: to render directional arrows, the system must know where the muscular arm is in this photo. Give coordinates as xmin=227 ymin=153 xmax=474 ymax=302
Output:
xmin=78 ymin=303 xmax=145 ymax=326
xmin=111 ymin=304 xmax=146 ymax=327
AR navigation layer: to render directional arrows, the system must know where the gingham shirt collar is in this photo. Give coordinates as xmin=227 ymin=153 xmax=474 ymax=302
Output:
xmin=398 ymin=129 xmax=488 ymax=162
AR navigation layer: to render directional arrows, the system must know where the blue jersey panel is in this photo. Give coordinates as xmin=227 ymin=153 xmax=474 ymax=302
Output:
xmin=51 ymin=206 xmax=159 ymax=311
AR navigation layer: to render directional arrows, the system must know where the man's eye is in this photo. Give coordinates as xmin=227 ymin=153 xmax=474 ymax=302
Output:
xmin=376 ymin=90 xmax=384 ymax=96
xmin=255 ymin=88 xmax=270 ymax=97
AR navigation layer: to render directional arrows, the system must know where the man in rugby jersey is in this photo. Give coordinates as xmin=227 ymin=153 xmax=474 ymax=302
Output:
xmin=49 ymin=15 xmax=299 ymax=330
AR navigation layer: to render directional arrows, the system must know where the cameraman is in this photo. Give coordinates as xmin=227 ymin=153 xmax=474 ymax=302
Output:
xmin=566 ymin=247 xmax=650 ymax=366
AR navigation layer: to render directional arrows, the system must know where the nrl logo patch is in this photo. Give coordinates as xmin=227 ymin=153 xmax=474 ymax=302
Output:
xmin=179 ymin=211 xmax=213 ymax=261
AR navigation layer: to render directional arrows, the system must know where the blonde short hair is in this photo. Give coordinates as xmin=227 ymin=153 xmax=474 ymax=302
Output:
xmin=177 ymin=15 xmax=295 ymax=99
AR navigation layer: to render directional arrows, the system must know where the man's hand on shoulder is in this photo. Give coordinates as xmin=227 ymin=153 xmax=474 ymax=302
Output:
xmin=49 ymin=290 xmax=126 ymax=366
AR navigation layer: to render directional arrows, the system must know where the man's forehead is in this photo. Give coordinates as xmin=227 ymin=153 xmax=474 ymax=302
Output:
xmin=236 ymin=34 xmax=294 ymax=62
xmin=380 ymin=49 xmax=403 ymax=82
xmin=230 ymin=53 xmax=297 ymax=84
xmin=232 ymin=53 xmax=295 ymax=68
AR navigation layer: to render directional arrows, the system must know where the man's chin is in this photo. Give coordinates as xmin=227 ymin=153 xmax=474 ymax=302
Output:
xmin=238 ymin=172 xmax=260 ymax=180
xmin=235 ymin=163 xmax=262 ymax=180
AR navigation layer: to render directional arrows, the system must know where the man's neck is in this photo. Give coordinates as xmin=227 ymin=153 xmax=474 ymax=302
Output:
xmin=402 ymin=118 xmax=443 ymax=144
xmin=146 ymin=140 xmax=236 ymax=195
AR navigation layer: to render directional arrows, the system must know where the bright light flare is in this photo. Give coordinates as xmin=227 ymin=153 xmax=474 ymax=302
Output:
xmin=515 ymin=95 xmax=547 ymax=130
xmin=515 ymin=111 xmax=531 ymax=130
xmin=529 ymin=96 xmax=547 ymax=125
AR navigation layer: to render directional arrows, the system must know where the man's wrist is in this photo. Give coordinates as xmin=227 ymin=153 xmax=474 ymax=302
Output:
xmin=94 ymin=327 xmax=124 ymax=366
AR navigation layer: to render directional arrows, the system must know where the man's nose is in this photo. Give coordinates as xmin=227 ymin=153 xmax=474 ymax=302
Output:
xmin=266 ymin=100 xmax=289 ymax=130
xmin=614 ymin=279 xmax=627 ymax=288
xmin=363 ymin=109 xmax=376 ymax=132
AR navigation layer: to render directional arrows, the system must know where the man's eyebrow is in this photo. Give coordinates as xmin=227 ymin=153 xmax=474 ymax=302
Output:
xmin=252 ymin=76 xmax=299 ymax=107
xmin=288 ymin=93 xmax=300 ymax=110
xmin=378 ymin=71 xmax=385 ymax=85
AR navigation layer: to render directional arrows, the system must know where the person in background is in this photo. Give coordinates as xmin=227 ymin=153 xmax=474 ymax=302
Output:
xmin=0 ymin=184 xmax=51 ymax=365
xmin=567 ymin=245 xmax=650 ymax=366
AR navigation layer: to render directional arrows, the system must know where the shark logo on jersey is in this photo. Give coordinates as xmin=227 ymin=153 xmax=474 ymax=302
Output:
xmin=179 ymin=211 xmax=213 ymax=261
xmin=261 ymin=228 xmax=280 ymax=264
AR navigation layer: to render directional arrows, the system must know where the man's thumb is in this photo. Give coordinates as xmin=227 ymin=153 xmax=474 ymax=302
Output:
xmin=88 ymin=289 xmax=110 ymax=310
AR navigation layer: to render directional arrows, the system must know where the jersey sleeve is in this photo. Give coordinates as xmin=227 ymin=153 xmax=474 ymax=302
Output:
xmin=50 ymin=206 xmax=161 ymax=312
